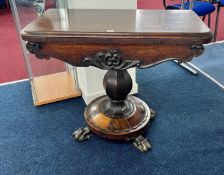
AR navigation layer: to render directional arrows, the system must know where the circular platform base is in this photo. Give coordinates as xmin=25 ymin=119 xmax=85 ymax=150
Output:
xmin=84 ymin=95 xmax=152 ymax=140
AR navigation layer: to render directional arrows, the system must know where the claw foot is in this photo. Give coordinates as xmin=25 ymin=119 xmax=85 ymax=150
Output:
xmin=72 ymin=127 xmax=91 ymax=142
xmin=150 ymin=108 xmax=156 ymax=120
xmin=133 ymin=135 xmax=151 ymax=152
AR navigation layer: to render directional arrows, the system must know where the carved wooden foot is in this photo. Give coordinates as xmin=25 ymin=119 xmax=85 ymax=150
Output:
xmin=72 ymin=127 xmax=91 ymax=142
xmin=149 ymin=108 xmax=156 ymax=120
xmin=133 ymin=135 xmax=151 ymax=153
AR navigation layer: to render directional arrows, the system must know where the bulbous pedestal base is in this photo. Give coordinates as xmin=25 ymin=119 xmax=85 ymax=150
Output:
xmin=84 ymin=95 xmax=154 ymax=140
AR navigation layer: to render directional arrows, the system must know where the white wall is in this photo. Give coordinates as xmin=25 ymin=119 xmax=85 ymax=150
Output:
xmin=57 ymin=0 xmax=138 ymax=104
xmin=68 ymin=0 xmax=137 ymax=9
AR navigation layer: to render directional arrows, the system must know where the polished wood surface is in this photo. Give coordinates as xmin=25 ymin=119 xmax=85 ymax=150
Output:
xmin=21 ymin=9 xmax=212 ymax=68
xmin=85 ymin=96 xmax=151 ymax=140
xmin=21 ymin=9 xmax=213 ymax=146
xmin=22 ymin=9 xmax=211 ymax=39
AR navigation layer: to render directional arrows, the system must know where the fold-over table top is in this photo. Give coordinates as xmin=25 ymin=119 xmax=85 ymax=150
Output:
xmin=21 ymin=9 xmax=212 ymax=44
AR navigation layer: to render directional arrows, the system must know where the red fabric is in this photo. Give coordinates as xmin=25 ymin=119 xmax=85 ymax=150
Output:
xmin=0 ymin=9 xmax=66 ymax=83
xmin=0 ymin=2 xmax=224 ymax=83
xmin=0 ymin=9 xmax=27 ymax=83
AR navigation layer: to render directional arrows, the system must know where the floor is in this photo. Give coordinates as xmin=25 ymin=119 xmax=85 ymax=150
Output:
xmin=1 ymin=62 xmax=224 ymax=175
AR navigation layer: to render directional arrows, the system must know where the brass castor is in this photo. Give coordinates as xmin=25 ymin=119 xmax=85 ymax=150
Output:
xmin=72 ymin=127 xmax=91 ymax=142
xmin=133 ymin=135 xmax=151 ymax=152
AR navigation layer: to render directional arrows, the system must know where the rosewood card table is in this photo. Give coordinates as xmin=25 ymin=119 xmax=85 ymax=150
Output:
xmin=21 ymin=9 xmax=212 ymax=152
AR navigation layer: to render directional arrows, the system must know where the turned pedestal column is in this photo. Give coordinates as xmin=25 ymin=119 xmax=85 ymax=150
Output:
xmin=72 ymin=50 xmax=155 ymax=152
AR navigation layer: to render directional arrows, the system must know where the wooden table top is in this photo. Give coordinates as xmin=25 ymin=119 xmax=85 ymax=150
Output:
xmin=21 ymin=9 xmax=212 ymax=44
xmin=21 ymin=9 xmax=213 ymax=67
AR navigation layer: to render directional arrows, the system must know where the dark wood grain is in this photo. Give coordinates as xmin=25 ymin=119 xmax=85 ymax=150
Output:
xmin=21 ymin=9 xmax=212 ymax=67
xmin=84 ymin=95 xmax=151 ymax=140
xmin=27 ymin=43 xmax=203 ymax=66
xmin=21 ymin=9 xmax=213 ymax=142
xmin=21 ymin=9 xmax=211 ymax=38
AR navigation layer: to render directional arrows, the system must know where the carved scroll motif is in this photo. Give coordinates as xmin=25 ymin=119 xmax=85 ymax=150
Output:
xmin=26 ymin=42 xmax=49 ymax=59
xmin=191 ymin=45 xmax=204 ymax=57
xmin=81 ymin=50 xmax=142 ymax=70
